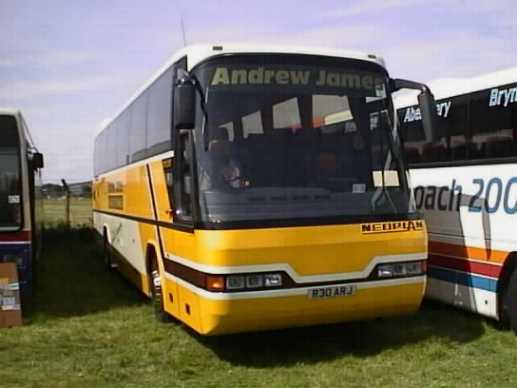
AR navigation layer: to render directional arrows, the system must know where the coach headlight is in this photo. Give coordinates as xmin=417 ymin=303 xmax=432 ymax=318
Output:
xmin=377 ymin=261 xmax=425 ymax=278
xmin=264 ymin=273 xmax=282 ymax=287
xmin=223 ymin=273 xmax=283 ymax=291
xmin=226 ymin=275 xmax=246 ymax=290
xmin=3 ymin=254 xmax=23 ymax=266
xmin=245 ymin=274 xmax=264 ymax=289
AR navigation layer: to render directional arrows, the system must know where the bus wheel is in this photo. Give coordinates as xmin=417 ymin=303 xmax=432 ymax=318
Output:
xmin=150 ymin=258 xmax=169 ymax=322
xmin=503 ymin=270 xmax=517 ymax=334
xmin=103 ymin=233 xmax=115 ymax=271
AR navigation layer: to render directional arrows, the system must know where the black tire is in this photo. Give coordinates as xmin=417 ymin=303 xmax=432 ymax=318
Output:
xmin=502 ymin=270 xmax=517 ymax=334
xmin=150 ymin=257 xmax=170 ymax=322
xmin=103 ymin=233 xmax=114 ymax=271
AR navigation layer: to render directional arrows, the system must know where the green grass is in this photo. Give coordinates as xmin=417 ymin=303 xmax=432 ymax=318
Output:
xmin=1 ymin=228 xmax=517 ymax=387
xmin=42 ymin=198 xmax=92 ymax=227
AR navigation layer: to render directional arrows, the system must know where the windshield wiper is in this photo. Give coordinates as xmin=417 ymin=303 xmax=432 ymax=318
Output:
xmin=371 ymin=111 xmax=398 ymax=214
xmin=183 ymin=72 xmax=209 ymax=151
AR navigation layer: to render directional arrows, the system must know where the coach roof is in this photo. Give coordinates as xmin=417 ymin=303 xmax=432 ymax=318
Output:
xmin=0 ymin=107 xmax=21 ymax=116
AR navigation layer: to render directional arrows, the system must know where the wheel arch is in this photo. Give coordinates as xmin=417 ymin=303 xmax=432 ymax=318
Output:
xmin=145 ymin=242 xmax=161 ymax=276
xmin=497 ymin=252 xmax=517 ymax=321
xmin=102 ymin=224 xmax=111 ymax=244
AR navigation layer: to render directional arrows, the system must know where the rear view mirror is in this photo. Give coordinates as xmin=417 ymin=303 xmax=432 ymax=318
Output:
xmin=391 ymin=78 xmax=439 ymax=143
xmin=174 ymin=78 xmax=196 ymax=131
xmin=31 ymin=152 xmax=44 ymax=169
xmin=418 ymin=91 xmax=439 ymax=143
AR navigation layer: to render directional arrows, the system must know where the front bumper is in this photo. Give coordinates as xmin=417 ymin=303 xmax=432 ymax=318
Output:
xmin=165 ymin=275 xmax=426 ymax=335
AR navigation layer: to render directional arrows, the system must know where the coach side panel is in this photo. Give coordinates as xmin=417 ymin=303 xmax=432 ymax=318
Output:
xmin=93 ymin=162 xmax=162 ymax=297
xmin=411 ymin=164 xmax=517 ymax=319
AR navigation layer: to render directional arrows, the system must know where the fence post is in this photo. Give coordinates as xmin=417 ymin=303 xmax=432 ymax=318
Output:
xmin=61 ymin=179 xmax=71 ymax=228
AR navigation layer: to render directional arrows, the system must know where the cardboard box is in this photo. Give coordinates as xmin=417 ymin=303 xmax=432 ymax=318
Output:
xmin=0 ymin=262 xmax=23 ymax=328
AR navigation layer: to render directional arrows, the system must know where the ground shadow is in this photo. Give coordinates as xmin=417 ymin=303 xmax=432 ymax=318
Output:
xmin=195 ymin=299 xmax=487 ymax=367
xmin=24 ymin=226 xmax=146 ymax=323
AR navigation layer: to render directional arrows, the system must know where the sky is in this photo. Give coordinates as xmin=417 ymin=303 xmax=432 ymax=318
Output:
xmin=0 ymin=0 xmax=516 ymax=183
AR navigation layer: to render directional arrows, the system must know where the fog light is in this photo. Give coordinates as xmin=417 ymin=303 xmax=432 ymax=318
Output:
xmin=226 ymin=275 xmax=245 ymax=290
xmin=264 ymin=273 xmax=282 ymax=287
xmin=246 ymin=274 xmax=263 ymax=289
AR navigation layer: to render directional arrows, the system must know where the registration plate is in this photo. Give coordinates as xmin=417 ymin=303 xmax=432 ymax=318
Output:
xmin=308 ymin=284 xmax=356 ymax=299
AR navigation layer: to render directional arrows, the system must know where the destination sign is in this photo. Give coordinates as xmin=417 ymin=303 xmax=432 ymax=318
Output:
xmin=210 ymin=67 xmax=386 ymax=96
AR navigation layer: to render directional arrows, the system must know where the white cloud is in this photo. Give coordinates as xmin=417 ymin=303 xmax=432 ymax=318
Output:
xmin=384 ymin=30 xmax=517 ymax=82
xmin=319 ymin=0 xmax=514 ymax=19
xmin=278 ymin=25 xmax=381 ymax=50
xmin=0 ymin=75 xmax=133 ymax=99
xmin=319 ymin=0 xmax=424 ymax=18
xmin=31 ymin=51 xmax=96 ymax=67
xmin=0 ymin=50 xmax=96 ymax=68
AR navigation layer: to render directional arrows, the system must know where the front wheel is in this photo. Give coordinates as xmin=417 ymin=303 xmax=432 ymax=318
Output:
xmin=150 ymin=258 xmax=169 ymax=322
xmin=502 ymin=270 xmax=517 ymax=334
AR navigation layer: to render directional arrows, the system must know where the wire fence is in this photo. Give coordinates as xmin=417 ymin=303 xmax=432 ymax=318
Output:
xmin=42 ymin=198 xmax=93 ymax=228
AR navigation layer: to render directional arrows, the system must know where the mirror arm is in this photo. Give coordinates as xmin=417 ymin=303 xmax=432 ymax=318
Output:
xmin=391 ymin=78 xmax=431 ymax=93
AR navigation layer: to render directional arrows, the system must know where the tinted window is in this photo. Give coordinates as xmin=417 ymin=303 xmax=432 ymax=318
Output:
xmin=470 ymin=83 xmax=517 ymax=159
xmin=94 ymin=135 xmax=100 ymax=175
xmin=117 ymin=109 xmax=131 ymax=166
xmin=400 ymin=83 xmax=517 ymax=166
xmin=129 ymin=93 xmax=148 ymax=162
xmin=106 ymin=124 xmax=117 ymax=170
xmin=100 ymin=131 xmax=108 ymax=173
xmin=192 ymin=57 xmax=411 ymax=224
xmin=0 ymin=115 xmax=22 ymax=228
xmin=94 ymin=64 xmax=177 ymax=174
xmin=146 ymin=68 xmax=173 ymax=156
xmin=399 ymin=95 xmax=468 ymax=164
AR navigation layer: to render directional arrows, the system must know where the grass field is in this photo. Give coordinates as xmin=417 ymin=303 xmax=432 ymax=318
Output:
xmin=42 ymin=198 xmax=92 ymax=227
xmin=2 ymin=220 xmax=517 ymax=386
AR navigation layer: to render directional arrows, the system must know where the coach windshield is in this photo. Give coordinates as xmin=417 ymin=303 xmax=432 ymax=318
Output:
xmin=0 ymin=115 xmax=22 ymax=229
xmin=191 ymin=55 xmax=413 ymax=225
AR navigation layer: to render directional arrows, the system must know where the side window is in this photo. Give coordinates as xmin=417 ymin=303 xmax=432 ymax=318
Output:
xmin=147 ymin=68 xmax=173 ymax=157
xmin=129 ymin=93 xmax=148 ymax=162
xmin=94 ymin=135 xmax=100 ymax=175
xmin=470 ymin=85 xmax=517 ymax=159
xmin=442 ymin=96 xmax=469 ymax=162
xmin=106 ymin=124 xmax=117 ymax=171
xmin=117 ymin=109 xmax=131 ymax=166
xmin=98 ymin=131 xmax=106 ymax=174
xmin=400 ymin=96 xmax=469 ymax=164
xmin=399 ymin=107 xmax=424 ymax=164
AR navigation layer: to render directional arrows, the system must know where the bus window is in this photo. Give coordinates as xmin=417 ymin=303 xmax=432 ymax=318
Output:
xmin=0 ymin=115 xmax=21 ymax=228
xmin=470 ymin=86 xmax=517 ymax=159
xmin=129 ymin=93 xmax=148 ymax=163
xmin=117 ymin=109 xmax=131 ymax=166
xmin=146 ymin=68 xmax=173 ymax=157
